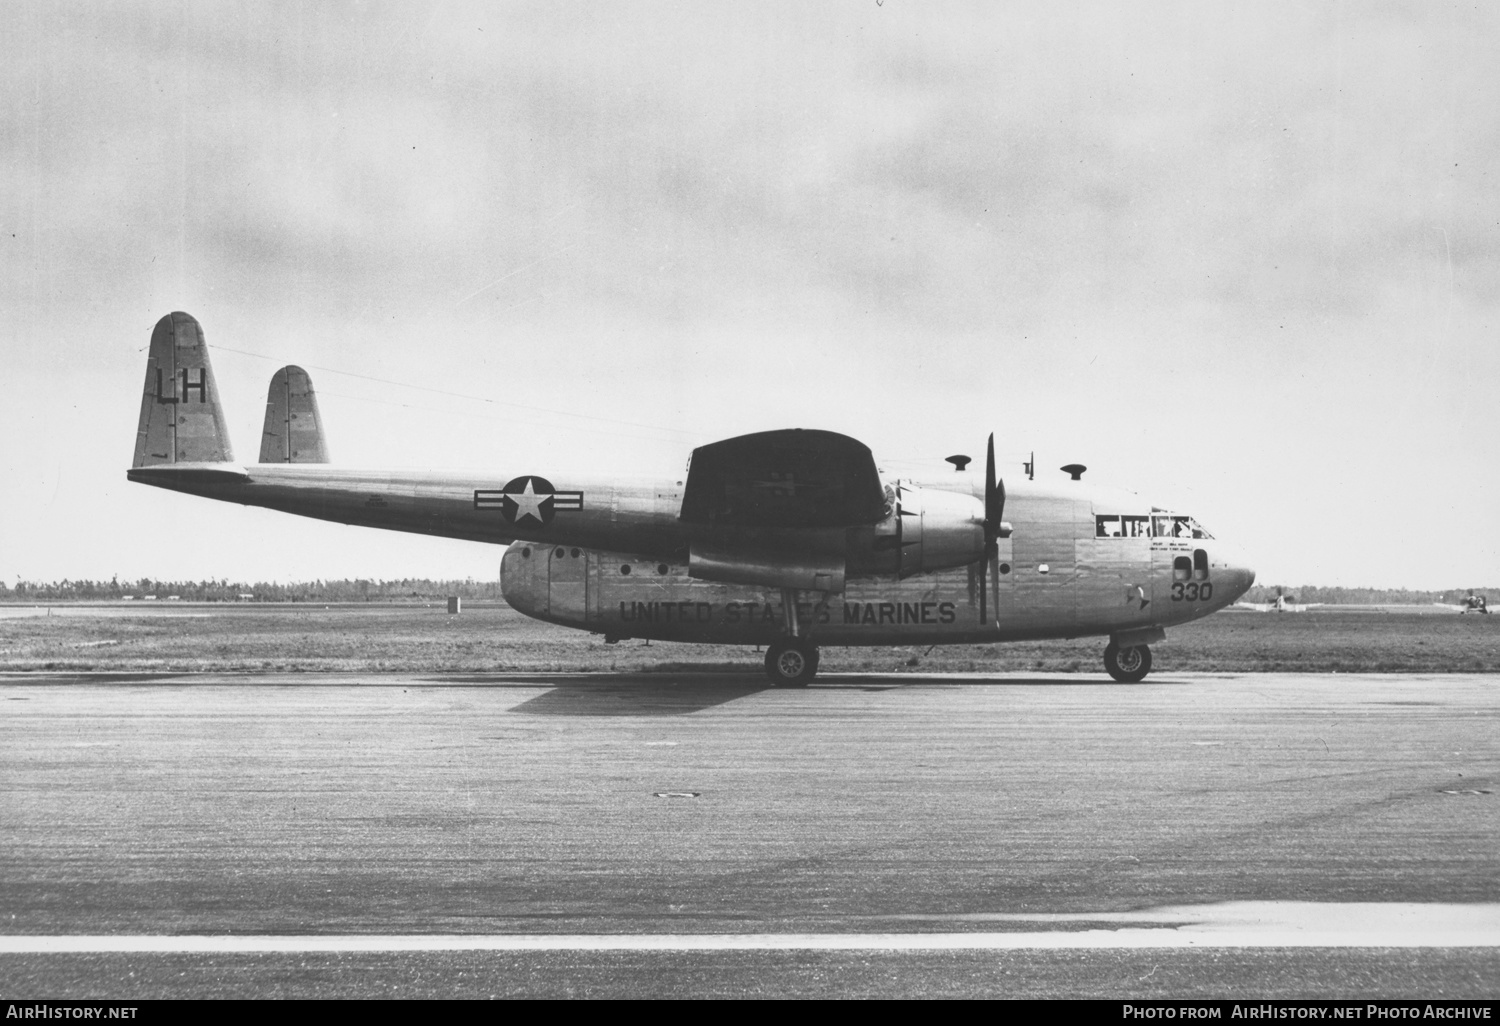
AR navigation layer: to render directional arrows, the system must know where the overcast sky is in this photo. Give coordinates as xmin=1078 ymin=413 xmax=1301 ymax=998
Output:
xmin=3 ymin=1 xmax=1497 ymax=590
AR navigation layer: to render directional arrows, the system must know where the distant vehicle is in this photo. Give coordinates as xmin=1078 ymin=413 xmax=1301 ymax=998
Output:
xmin=1461 ymin=594 xmax=1489 ymax=614
xmin=126 ymin=311 xmax=1256 ymax=685
xmin=1237 ymin=586 xmax=1317 ymax=613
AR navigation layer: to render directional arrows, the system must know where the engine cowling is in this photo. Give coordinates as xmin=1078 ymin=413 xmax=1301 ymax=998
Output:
xmin=861 ymin=483 xmax=986 ymax=578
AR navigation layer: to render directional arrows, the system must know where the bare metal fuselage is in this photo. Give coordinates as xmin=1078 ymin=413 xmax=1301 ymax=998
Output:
xmin=128 ymin=463 xmax=1254 ymax=646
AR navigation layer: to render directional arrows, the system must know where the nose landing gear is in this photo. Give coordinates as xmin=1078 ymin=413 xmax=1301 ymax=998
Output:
xmin=1104 ymin=640 xmax=1152 ymax=683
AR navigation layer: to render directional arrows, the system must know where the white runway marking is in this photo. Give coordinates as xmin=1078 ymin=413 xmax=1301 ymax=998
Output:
xmin=4 ymin=903 xmax=1498 ymax=953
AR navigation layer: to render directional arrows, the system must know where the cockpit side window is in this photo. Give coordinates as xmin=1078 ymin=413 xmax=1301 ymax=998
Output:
xmin=1099 ymin=509 xmax=1210 ymax=540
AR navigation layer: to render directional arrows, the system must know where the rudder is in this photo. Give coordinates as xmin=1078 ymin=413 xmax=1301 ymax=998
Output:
xmin=259 ymin=365 xmax=329 ymax=463
xmin=132 ymin=312 xmax=234 ymax=467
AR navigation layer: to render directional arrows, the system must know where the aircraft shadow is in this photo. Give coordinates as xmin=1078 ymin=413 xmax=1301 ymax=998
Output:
xmin=507 ymin=676 xmax=771 ymax=716
xmin=818 ymin=673 xmax=1197 ymax=688
xmin=485 ymin=671 xmax=1193 ymax=715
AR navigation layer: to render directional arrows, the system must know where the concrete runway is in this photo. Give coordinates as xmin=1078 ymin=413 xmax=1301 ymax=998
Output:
xmin=1 ymin=670 xmax=1497 ymax=998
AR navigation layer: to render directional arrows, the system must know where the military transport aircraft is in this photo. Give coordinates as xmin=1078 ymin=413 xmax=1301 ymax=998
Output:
xmin=129 ymin=312 xmax=1255 ymax=685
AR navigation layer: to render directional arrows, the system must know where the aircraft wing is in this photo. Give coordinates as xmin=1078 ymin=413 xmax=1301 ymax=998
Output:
xmin=679 ymin=429 xmax=888 ymax=529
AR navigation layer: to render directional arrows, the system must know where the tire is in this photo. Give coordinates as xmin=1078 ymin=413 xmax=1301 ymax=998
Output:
xmin=765 ymin=639 xmax=818 ymax=687
xmin=1104 ymin=640 xmax=1152 ymax=683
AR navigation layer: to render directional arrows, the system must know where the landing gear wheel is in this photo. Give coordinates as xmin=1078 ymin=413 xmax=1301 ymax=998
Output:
xmin=1104 ymin=641 xmax=1152 ymax=683
xmin=766 ymin=639 xmax=818 ymax=687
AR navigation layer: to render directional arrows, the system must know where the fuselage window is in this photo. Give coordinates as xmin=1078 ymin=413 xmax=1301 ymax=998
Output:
xmin=1097 ymin=514 xmax=1153 ymax=538
xmin=1173 ymin=556 xmax=1192 ymax=582
xmin=1193 ymin=548 xmax=1209 ymax=580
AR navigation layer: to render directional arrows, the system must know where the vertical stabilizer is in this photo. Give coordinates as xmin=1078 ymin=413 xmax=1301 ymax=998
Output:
xmin=132 ymin=312 xmax=234 ymax=467
xmin=259 ymin=365 xmax=329 ymax=463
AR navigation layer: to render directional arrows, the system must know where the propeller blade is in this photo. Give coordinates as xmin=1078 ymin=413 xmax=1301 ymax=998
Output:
xmin=985 ymin=434 xmax=997 ymax=526
xmin=976 ymin=435 xmax=1008 ymax=626
xmin=991 ymin=530 xmax=1000 ymax=626
xmin=979 ymin=548 xmax=987 ymax=624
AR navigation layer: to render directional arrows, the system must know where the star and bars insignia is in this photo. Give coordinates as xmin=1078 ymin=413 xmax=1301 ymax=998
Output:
xmin=474 ymin=476 xmax=584 ymax=527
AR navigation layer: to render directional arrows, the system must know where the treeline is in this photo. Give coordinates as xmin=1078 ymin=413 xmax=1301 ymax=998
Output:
xmin=1 ymin=578 xmax=504 ymax=602
xmin=3 ymin=579 xmax=1493 ymax=605
xmin=1243 ymin=584 xmax=1495 ymax=605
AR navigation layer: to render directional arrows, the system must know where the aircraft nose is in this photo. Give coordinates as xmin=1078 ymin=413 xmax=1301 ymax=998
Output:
xmin=1215 ymin=543 xmax=1256 ymax=601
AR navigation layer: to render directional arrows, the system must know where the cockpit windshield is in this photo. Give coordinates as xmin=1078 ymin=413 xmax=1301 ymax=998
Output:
xmin=1096 ymin=511 xmax=1214 ymax=539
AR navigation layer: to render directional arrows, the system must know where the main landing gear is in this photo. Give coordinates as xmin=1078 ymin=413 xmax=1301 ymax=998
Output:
xmin=764 ymin=588 xmax=820 ymax=687
xmin=1104 ymin=640 xmax=1152 ymax=683
xmin=765 ymin=638 xmax=819 ymax=687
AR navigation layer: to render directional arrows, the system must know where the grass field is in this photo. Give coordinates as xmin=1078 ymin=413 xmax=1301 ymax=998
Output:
xmin=2 ymin=603 xmax=1497 ymax=674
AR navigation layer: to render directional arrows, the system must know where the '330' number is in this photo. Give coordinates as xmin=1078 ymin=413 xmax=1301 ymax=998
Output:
xmin=1171 ymin=582 xmax=1213 ymax=601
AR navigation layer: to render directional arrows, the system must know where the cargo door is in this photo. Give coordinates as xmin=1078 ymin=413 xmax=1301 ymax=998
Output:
xmin=547 ymin=544 xmax=589 ymax=623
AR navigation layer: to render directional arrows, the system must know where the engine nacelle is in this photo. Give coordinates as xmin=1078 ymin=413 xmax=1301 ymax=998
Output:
xmin=858 ymin=483 xmax=986 ymax=578
xmin=688 ymin=541 xmax=845 ymax=593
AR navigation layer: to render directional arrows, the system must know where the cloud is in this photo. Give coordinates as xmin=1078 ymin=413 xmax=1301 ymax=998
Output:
xmin=2 ymin=1 xmax=1498 ymax=585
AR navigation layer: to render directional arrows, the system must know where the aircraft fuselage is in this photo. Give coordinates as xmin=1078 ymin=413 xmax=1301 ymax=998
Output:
xmin=128 ymin=463 xmax=1254 ymax=645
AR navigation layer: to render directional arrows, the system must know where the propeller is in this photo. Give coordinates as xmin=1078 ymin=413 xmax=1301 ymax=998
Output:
xmin=978 ymin=433 xmax=1006 ymax=625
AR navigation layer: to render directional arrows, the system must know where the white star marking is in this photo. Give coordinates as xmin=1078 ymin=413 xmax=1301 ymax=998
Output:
xmin=510 ymin=479 xmax=548 ymax=523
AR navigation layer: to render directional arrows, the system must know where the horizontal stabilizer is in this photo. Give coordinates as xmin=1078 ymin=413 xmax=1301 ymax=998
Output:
xmin=132 ymin=312 xmax=234 ymax=467
xmin=126 ymin=463 xmax=251 ymax=486
xmin=259 ymin=365 xmax=329 ymax=464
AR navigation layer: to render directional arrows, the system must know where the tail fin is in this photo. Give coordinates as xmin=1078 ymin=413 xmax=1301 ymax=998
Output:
xmin=259 ymin=365 xmax=330 ymax=463
xmin=132 ymin=312 xmax=234 ymax=467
